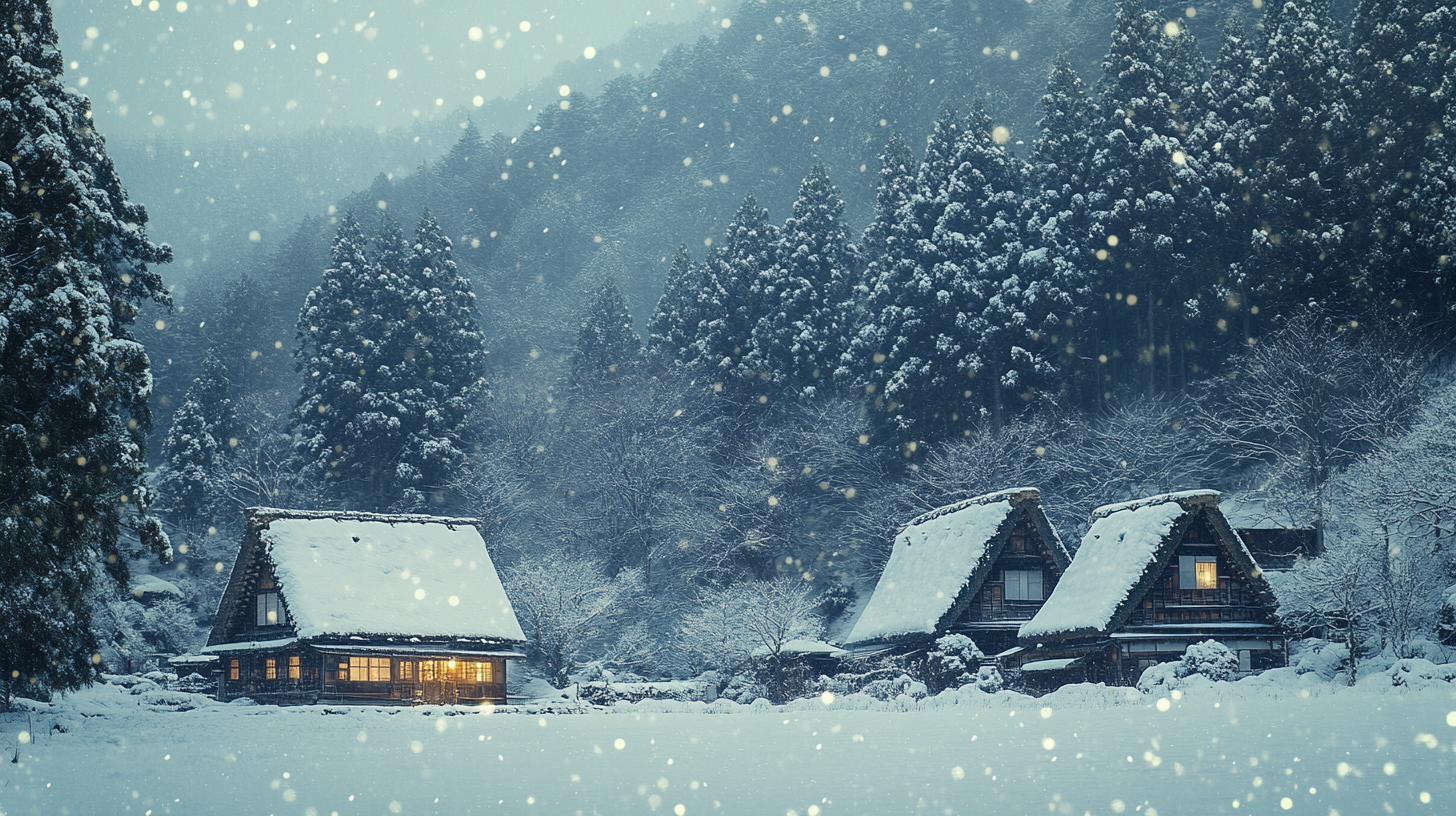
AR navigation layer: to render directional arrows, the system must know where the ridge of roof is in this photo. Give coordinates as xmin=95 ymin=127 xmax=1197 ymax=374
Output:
xmin=903 ymin=487 xmax=1041 ymax=530
xmin=1089 ymin=489 xmax=1219 ymax=521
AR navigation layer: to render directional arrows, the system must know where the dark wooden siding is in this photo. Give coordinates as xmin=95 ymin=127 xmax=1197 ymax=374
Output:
xmin=963 ymin=516 xmax=1062 ymax=623
xmin=1126 ymin=514 xmax=1275 ymax=626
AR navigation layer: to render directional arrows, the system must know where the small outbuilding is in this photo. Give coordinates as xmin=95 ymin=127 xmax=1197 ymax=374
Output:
xmin=844 ymin=488 xmax=1072 ymax=657
xmin=1013 ymin=490 xmax=1285 ymax=688
xmin=203 ymin=508 xmax=525 ymax=705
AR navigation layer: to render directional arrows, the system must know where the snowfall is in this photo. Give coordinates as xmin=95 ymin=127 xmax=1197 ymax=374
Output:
xmin=2 ymin=652 xmax=1454 ymax=816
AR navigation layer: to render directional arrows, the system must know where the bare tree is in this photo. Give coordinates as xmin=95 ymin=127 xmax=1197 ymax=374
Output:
xmin=502 ymin=558 xmax=643 ymax=687
xmin=1194 ymin=308 xmax=1427 ymax=541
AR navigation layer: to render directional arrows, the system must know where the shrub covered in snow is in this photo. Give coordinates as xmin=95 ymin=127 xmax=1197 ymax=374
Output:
xmin=920 ymin=634 xmax=984 ymax=693
xmin=1137 ymin=640 xmax=1240 ymax=692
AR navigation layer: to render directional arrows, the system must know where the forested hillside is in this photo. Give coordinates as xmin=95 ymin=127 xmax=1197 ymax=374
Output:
xmin=123 ymin=0 xmax=1456 ymax=691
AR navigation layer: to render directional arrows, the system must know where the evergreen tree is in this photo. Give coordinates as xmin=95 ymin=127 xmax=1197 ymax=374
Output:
xmin=1232 ymin=0 xmax=1354 ymax=316
xmin=645 ymin=246 xmax=703 ymax=363
xmin=1085 ymin=0 xmax=1218 ymax=396
xmin=746 ymin=165 xmax=858 ymax=397
xmin=1028 ymin=54 xmax=1097 ymax=403
xmin=0 ymin=2 xmax=171 ymax=705
xmin=205 ymin=273 xmax=274 ymax=396
xmin=691 ymin=196 xmax=778 ymax=381
xmin=1348 ymin=0 xmax=1456 ymax=321
xmin=845 ymin=133 xmax=917 ymax=388
xmin=395 ymin=209 xmax=487 ymax=508
xmin=292 ymin=213 xmax=374 ymax=505
xmin=156 ymin=352 xmax=235 ymax=534
xmin=570 ymin=278 xmax=640 ymax=385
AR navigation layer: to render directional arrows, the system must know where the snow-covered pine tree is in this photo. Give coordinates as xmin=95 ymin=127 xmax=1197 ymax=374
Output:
xmin=570 ymin=278 xmax=641 ymax=386
xmin=0 ymin=1 xmax=172 ymax=706
xmin=1232 ymin=0 xmax=1354 ymax=317
xmin=691 ymin=196 xmax=778 ymax=383
xmin=1348 ymin=0 xmax=1456 ymax=323
xmin=934 ymin=106 xmax=1049 ymax=426
xmin=395 ymin=209 xmax=487 ymax=508
xmin=1086 ymin=0 xmax=1218 ymax=397
xmin=855 ymin=109 xmax=965 ymax=429
xmin=844 ymin=133 xmax=917 ymax=390
xmin=292 ymin=213 xmax=373 ymax=506
xmin=745 ymin=165 xmax=858 ymax=397
xmin=204 ymin=273 xmax=274 ymax=396
xmin=156 ymin=352 xmax=235 ymax=536
xmin=645 ymin=246 xmax=703 ymax=363
xmin=1027 ymin=54 xmax=1097 ymax=403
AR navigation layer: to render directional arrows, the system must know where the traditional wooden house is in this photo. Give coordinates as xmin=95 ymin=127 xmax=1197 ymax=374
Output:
xmin=203 ymin=508 xmax=525 ymax=705
xmin=1012 ymin=490 xmax=1285 ymax=689
xmin=844 ymin=488 xmax=1072 ymax=657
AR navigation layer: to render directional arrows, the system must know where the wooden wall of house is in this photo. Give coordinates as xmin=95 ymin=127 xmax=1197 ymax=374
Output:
xmin=217 ymin=649 xmax=508 ymax=705
xmin=1125 ymin=511 xmax=1276 ymax=627
xmin=963 ymin=516 xmax=1063 ymax=625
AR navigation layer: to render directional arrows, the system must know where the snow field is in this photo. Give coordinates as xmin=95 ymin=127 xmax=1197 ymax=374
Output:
xmin=3 ymin=678 xmax=1455 ymax=816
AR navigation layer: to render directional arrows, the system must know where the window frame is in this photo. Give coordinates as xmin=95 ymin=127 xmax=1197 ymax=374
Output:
xmin=255 ymin=591 xmax=287 ymax=627
xmin=1179 ymin=555 xmax=1219 ymax=590
xmin=265 ymin=657 xmax=277 ymax=680
xmin=287 ymin=654 xmax=300 ymax=680
xmin=1003 ymin=568 xmax=1044 ymax=601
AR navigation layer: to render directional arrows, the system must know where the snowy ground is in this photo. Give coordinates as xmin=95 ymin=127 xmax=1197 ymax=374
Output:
xmin=2 ymin=668 xmax=1455 ymax=816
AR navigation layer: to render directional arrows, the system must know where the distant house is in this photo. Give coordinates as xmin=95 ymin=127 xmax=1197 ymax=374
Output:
xmin=1220 ymin=494 xmax=1322 ymax=572
xmin=1012 ymin=490 xmax=1285 ymax=688
xmin=844 ymin=488 xmax=1072 ymax=657
xmin=203 ymin=508 xmax=525 ymax=705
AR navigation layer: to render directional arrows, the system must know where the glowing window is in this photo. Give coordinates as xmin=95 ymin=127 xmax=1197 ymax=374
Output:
xmin=229 ymin=659 xmax=240 ymax=681
xmin=348 ymin=656 xmax=390 ymax=682
xmin=399 ymin=660 xmax=414 ymax=681
xmin=468 ymin=661 xmax=494 ymax=683
xmin=1179 ymin=555 xmax=1219 ymax=589
xmin=1196 ymin=558 xmax=1218 ymax=589
xmin=287 ymin=654 xmax=300 ymax=680
xmin=265 ymin=657 xmax=277 ymax=680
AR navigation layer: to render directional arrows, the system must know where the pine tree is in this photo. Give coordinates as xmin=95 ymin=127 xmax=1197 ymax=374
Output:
xmin=292 ymin=213 xmax=374 ymax=505
xmin=1348 ymin=0 xmax=1456 ymax=321
xmin=156 ymin=352 xmax=235 ymax=534
xmin=746 ymin=165 xmax=858 ymax=397
xmin=571 ymin=278 xmax=640 ymax=385
xmin=395 ymin=209 xmax=487 ymax=508
xmin=845 ymin=133 xmax=917 ymax=389
xmin=1028 ymin=54 xmax=1097 ymax=403
xmin=1233 ymin=0 xmax=1354 ymax=316
xmin=0 ymin=2 xmax=171 ymax=706
xmin=645 ymin=246 xmax=703 ymax=362
xmin=691 ymin=196 xmax=778 ymax=381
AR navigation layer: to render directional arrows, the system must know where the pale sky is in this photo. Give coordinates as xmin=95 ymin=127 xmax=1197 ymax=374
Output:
xmin=51 ymin=0 xmax=718 ymax=142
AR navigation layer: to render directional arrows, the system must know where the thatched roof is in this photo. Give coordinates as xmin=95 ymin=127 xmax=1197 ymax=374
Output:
xmin=1019 ymin=490 xmax=1276 ymax=643
xmin=845 ymin=488 xmax=1070 ymax=647
xmin=208 ymin=508 xmax=524 ymax=646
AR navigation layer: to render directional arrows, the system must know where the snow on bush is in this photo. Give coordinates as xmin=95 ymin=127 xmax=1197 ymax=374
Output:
xmin=921 ymin=634 xmax=984 ymax=693
xmin=1136 ymin=640 xmax=1238 ymax=692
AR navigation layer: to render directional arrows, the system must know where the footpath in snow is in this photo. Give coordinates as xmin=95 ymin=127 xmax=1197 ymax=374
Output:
xmin=2 ymin=663 xmax=1455 ymax=816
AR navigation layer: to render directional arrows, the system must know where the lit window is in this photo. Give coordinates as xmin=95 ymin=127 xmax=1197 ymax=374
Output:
xmin=337 ymin=661 xmax=349 ymax=681
xmin=287 ymin=654 xmax=300 ymax=680
xmin=398 ymin=660 xmax=414 ymax=681
xmin=419 ymin=660 xmax=440 ymax=681
xmin=1004 ymin=569 xmax=1044 ymax=601
xmin=467 ymin=661 xmax=493 ymax=683
xmin=265 ymin=657 xmax=277 ymax=680
xmin=256 ymin=591 xmax=287 ymax=627
xmin=229 ymin=659 xmax=240 ymax=681
xmin=1179 ymin=555 xmax=1219 ymax=589
xmin=1196 ymin=559 xmax=1218 ymax=589
xmin=348 ymin=656 xmax=390 ymax=682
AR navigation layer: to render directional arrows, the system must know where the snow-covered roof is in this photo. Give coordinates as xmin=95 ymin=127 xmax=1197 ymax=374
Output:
xmin=260 ymin=513 xmax=524 ymax=643
xmin=1020 ymin=491 xmax=1219 ymax=641
xmin=1020 ymin=657 xmax=1082 ymax=672
xmin=846 ymin=488 xmax=1053 ymax=646
xmin=779 ymin=639 xmax=848 ymax=656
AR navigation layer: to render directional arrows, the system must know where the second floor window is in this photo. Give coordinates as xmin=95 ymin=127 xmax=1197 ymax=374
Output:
xmin=256 ymin=591 xmax=286 ymax=627
xmin=1004 ymin=569 xmax=1044 ymax=601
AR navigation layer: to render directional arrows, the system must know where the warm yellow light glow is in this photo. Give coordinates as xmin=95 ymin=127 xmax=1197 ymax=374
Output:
xmin=1196 ymin=560 xmax=1218 ymax=589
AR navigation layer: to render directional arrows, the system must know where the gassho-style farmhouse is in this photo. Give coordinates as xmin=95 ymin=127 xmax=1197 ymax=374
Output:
xmin=200 ymin=508 xmax=524 ymax=705
xmin=190 ymin=488 xmax=1299 ymax=704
